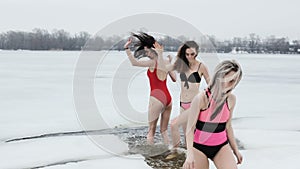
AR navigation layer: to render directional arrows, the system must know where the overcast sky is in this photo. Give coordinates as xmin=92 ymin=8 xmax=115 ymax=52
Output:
xmin=0 ymin=0 xmax=299 ymax=40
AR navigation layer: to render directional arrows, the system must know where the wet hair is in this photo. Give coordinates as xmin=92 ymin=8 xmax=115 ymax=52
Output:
xmin=174 ymin=41 xmax=199 ymax=73
xmin=131 ymin=32 xmax=156 ymax=59
xmin=208 ymin=60 xmax=242 ymax=120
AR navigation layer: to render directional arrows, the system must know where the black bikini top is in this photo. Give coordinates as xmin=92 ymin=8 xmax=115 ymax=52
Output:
xmin=180 ymin=63 xmax=202 ymax=89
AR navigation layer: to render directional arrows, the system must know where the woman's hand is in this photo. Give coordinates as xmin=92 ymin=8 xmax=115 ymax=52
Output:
xmin=124 ymin=37 xmax=132 ymax=49
xmin=234 ymin=150 xmax=243 ymax=164
xmin=153 ymin=41 xmax=163 ymax=55
xmin=182 ymin=151 xmax=195 ymax=169
xmin=167 ymin=55 xmax=173 ymax=63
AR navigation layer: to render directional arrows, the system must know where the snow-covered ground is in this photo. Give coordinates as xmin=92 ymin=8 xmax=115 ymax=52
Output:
xmin=0 ymin=50 xmax=299 ymax=168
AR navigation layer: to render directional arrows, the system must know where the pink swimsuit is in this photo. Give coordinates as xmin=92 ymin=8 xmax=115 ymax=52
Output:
xmin=180 ymin=102 xmax=191 ymax=110
xmin=193 ymin=88 xmax=230 ymax=159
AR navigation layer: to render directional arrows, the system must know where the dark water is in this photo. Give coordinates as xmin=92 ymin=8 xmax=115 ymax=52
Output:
xmin=113 ymin=126 xmax=245 ymax=169
xmin=6 ymin=125 xmax=244 ymax=169
xmin=118 ymin=126 xmax=187 ymax=169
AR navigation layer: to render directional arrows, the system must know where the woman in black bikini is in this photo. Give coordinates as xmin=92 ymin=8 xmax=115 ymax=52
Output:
xmin=168 ymin=41 xmax=210 ymax=149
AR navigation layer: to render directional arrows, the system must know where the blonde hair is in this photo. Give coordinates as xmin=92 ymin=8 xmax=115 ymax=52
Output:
xmin=208 ymin=60 xmax=242 ymax=120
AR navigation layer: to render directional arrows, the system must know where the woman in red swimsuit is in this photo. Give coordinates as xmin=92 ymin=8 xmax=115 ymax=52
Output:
xmin=183 ymin=60 xmax=243 ymax=169
xmin=124 ymin=32 xmax=176 ymax=144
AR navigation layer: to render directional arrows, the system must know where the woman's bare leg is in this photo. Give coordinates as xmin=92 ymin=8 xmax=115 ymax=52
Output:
xmin=160 ymin=102 xmax=172 ymax=144
xmin=147 ymin=96 xmax=164 ymax=144
xmin=213 ymin=144 xmax=238 ymax=169
xmin=170 ymin=107 xmax=189 ymax=148
xmin=193 ymin=147 xmax=209 ymax=169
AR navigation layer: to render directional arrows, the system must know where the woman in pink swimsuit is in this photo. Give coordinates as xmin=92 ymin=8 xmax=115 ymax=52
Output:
xmin=183 ymin=60 xmax=243 ymax=169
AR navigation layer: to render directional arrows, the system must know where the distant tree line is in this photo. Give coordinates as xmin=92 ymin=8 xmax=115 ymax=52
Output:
xmin=0 ymin=29 xmax=90 ymax=50
xmin=210 ymin=33 xmax=300 ymax=54
xmin=0 ymin=29 xmax=299 ymax=54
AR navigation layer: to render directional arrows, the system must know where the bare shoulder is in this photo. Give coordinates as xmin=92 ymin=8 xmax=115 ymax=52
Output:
xmin=197 ymin=62 xmax=208 ymax=74
xmin=227 ymin=93 xmax=236 ymax=111
xmin=194 ymin=90 xmax=209 ymax=109
xmin=228 ymin=93 xmax=236 ymax=101
xmin=199 ymin=62 xmax=208 ymax=71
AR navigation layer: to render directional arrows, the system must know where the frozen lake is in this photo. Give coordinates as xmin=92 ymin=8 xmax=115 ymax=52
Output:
xmin=0 ymin=50 xmax=300 ymax=169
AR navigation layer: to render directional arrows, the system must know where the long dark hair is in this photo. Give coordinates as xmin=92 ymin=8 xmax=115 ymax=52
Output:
xmin=131 ymin=32 xmax=156 ymax=59
xmin=174 ymin=41 xmax=199 ymax=73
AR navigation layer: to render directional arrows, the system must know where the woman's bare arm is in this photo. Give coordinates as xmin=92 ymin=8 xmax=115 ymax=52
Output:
xmin=124 ymin=38 xmax=155 ymax=67
xmin=183 ymin=92 xmax=206 ymax=169
xmin=226 ymin=93 xmax=243 ymax=164
xmin=164 ymin=56 xmax=176 ymax=82
xmin=200 ymin=63 xmax=210 ymax=84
